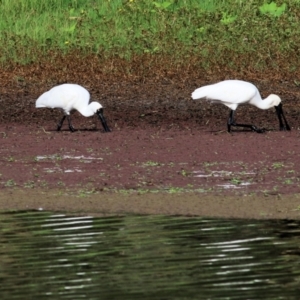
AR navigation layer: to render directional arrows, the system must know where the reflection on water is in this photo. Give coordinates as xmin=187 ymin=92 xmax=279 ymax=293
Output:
xmin=0 ymin=211 xmax=300 ymax=299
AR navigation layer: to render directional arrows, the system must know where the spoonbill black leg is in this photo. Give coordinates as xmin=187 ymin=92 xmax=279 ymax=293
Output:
xmin=227 ymin=110 xmax=234 ymax=132
xmin=275 ymin=103 xmax=291 ymax=131
xmin=57 ymin=115 xmax=66 ymax=131
xmin=57 ymin=115 xmax=75 ymax=132
xmin=66 ymin=116 xmax=75 ymax=132
xmin=227 ymin=110 xmax=265 ymax=133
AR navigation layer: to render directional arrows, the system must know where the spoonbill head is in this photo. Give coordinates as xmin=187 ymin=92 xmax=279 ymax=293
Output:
xmin=36 ymin=84 xmax=110 ymax=132
xmin=191 ymin=80 xmax=290 ymax=133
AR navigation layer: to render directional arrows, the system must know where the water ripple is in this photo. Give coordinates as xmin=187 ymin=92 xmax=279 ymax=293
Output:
xmin=0 ymin=212 xmax=300 ymax=299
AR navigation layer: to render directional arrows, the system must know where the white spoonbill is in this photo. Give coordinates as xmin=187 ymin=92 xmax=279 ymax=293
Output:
xmin=191 ymin=80 xmax=290 ymax=133
xmin=36 ymin=84 xmax=111 ymax=132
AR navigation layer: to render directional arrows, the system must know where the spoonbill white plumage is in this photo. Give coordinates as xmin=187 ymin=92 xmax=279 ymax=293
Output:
xmin=191 ymin=80 xmax=290 ymax=133
xmin=36 ymin=84 xmax=110 ymax=132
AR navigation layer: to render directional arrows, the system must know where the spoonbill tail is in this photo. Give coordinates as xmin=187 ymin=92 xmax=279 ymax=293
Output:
xmin=36 ymin=84 xmax=111 ymax=132
xmin=191 ymin=80 xmax=290 ymax=133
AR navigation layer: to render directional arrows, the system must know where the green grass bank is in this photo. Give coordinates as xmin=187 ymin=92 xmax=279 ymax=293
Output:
xmin=0 ymin=0 xmax=300 ymax=78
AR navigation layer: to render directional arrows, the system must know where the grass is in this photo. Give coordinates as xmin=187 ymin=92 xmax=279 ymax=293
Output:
xmin=5 ymin=179 xmax=16 ymax=187
xmin=116 ymin=186 xmax=208 ymax=195
xmin=142 ymin=161 xmax=161 ymax=167
xmin=0 ymin=0 xmax=300 ymax=75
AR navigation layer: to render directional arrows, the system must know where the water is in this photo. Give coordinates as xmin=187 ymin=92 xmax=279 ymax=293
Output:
xmin=1 ymin=211 xmax=300 ymax=299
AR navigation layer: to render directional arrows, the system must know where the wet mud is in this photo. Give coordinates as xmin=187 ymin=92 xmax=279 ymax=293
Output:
xmin=0 ymin=59 xmax=300 ymax=219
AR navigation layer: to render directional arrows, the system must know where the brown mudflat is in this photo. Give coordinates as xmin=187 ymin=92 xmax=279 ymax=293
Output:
xmin=0 ymin=58 xmax=300 ymax=219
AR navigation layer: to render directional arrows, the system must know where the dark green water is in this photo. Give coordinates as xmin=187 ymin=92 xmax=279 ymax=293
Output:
xmin=0 ymin=211 xmax=300 ymax=299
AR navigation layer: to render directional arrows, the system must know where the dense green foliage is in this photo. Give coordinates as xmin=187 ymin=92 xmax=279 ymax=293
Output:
xmin=0 ymin=0 xmax=299 ymax=72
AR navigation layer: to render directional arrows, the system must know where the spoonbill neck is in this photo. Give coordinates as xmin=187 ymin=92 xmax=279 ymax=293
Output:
xmin=77 ymin=104 xmax=96 ymax=117
xmin=250 ymin=94 xmax=281 ymax=110
xmin=77 ymin=101 xmax=102 ymax=117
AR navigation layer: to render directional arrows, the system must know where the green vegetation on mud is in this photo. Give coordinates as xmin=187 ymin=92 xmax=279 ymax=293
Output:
xmin=0 ymin=0 xmax=299 ymax=75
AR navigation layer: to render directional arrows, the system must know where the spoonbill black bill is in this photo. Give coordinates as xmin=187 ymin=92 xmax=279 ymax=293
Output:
xmin=36 ymin=84 xmax=111 ymax=132
xmin=191 ymin=80 xmax=290 ymax=133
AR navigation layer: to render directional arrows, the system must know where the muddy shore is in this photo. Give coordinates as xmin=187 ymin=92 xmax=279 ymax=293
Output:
xmin=0 ymin=61 xmax=300 ymax=219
